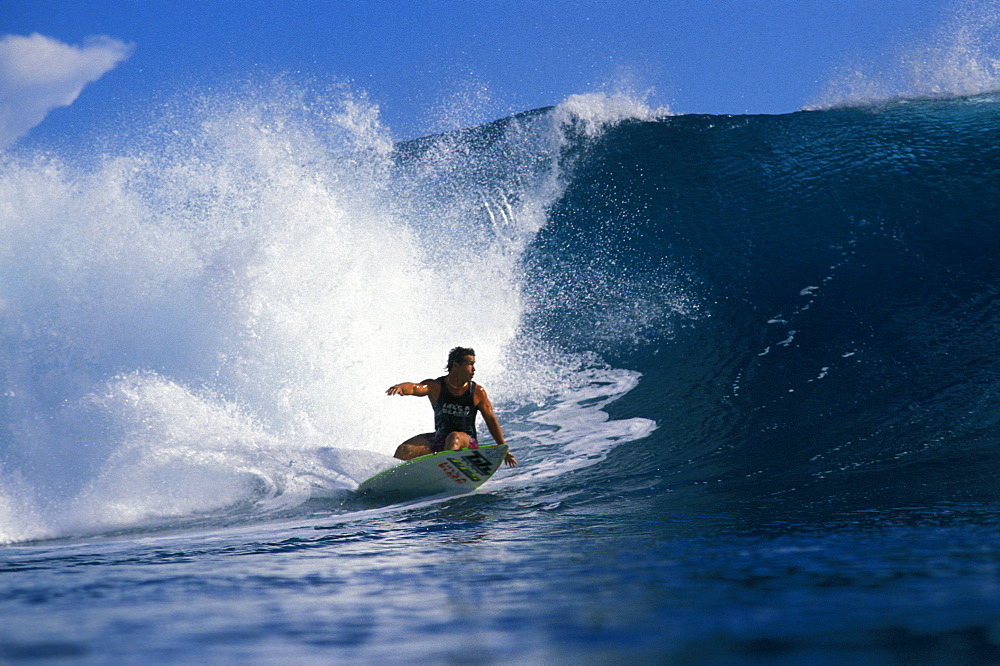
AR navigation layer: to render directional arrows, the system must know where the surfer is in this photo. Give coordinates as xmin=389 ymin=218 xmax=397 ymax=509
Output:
xmin=386 ymin=347 xmax=517 ymax=467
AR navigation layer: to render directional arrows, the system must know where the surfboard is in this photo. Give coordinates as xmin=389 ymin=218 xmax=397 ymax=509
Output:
xmin=356 ymin=444 xmax=509 ymax=501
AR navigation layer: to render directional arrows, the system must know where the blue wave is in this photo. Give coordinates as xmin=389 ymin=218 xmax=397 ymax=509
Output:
xmin=523 ymin=93 xmax=1000 ymax=505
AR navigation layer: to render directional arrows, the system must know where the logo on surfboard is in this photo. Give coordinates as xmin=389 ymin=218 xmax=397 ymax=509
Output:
xmin=445 ymin=457 xmax=481 ymax=482
xmin=445 ymin=450 xmax=497 ymax=482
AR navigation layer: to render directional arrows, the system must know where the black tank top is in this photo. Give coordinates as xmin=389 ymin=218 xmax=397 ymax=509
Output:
xmin=433 ymin=377 xmax=478 ymax=439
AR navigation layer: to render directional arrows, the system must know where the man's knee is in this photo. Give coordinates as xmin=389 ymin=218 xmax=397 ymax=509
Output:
xmin=444 ymin=432 xmax=471 ymax=451
xmin=395 ymin=443 xmax=422 ymax=460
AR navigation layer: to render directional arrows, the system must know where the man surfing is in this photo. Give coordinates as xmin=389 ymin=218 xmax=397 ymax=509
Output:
xmin=386 ymin=347 xmax=517 ymax=467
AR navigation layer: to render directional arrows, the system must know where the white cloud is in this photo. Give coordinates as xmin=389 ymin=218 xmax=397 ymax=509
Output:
xmin=0 ymin=33 xmax=133 ymax=149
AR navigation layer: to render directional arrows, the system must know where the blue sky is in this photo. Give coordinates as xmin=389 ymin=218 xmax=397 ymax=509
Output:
xmin=0 ymin=0 xmax=987 ymax=145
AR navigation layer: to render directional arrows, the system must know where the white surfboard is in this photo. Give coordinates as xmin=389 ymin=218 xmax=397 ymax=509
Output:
xmin=356 ymin=445 xmax=509 ymax=501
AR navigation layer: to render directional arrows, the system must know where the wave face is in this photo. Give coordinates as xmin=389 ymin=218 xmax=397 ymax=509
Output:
xmin=1 ymin=84 xmax=999 ymax=544
xmin=545 ymin=93 xmax=1000 ymax=509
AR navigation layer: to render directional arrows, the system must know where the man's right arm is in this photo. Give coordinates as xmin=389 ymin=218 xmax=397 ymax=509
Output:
xmin=386 ymin=380 xmax=435 ymax=397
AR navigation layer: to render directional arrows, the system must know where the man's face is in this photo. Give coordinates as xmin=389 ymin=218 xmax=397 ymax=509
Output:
xmin=453 ymin=355 xmax=476 ymax=381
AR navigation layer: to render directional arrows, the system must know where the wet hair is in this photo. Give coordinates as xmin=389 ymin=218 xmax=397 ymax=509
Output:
xmin=446 ymin=346 xmax=475 ymax=370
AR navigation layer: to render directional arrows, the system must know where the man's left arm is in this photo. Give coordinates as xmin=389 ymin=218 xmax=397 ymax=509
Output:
xmin=477 ymin=386 xmax=517 ymax=467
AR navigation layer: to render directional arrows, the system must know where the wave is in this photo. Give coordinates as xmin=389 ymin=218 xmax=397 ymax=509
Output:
xmin=552 ymin=92 xmax=1000 ymax=507
xmin=3 ymin=61 xmax=1000 ymax=544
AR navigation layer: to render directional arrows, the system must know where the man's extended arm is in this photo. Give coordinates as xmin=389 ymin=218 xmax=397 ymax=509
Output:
xmin=386 ymin=380 xmax=434 ymax=397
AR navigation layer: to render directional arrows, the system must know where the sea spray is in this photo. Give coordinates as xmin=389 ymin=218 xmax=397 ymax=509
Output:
xmin=810 ymin=0 xmax=1000 ymax=108
xmin=0 ymin=84 xmax=669 ymax=542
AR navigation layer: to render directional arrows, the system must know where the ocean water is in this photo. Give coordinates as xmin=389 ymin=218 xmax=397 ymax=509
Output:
xmin=1 ymin=76 xmax=1000 ymax=662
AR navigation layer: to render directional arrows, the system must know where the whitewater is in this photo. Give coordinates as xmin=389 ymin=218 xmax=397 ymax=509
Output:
xmin=2 ymin=19 xmax=1000 ymax=658
xmin=0 ymin=85 xmax=669 ymax=542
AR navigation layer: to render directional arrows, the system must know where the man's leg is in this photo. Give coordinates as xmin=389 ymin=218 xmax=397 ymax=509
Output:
xmin=394 ymin=434 xmax=433 ymax=460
